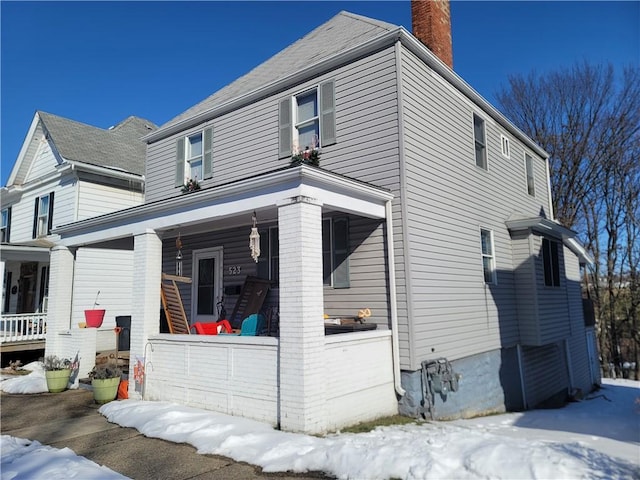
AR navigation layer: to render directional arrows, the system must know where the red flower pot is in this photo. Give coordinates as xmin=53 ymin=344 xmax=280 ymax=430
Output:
xmin=84 ymin=309 xmax=106 ymax=328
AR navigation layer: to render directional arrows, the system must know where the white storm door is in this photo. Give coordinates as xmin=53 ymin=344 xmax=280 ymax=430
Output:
xmin=192 ymin=247 xmax=223 ymax=323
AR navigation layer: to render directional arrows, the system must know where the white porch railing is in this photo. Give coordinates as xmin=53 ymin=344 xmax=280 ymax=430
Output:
xmin=0 ymin=313 xmax=47 ymax=343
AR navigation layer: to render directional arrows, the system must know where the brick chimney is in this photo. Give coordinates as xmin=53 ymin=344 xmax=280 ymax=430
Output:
xmin=411 ymin=0 xmax=453 ymax=69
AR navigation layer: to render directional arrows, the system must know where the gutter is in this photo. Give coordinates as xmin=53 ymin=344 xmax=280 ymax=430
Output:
xmin=386 ymin=199 xmax=405 ymax=396
xmin=68 ymin=161 xmax=144 ymax=184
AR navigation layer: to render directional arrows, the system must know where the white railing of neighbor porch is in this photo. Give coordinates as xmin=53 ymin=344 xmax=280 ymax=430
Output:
xmin=0 ymin=313 xmax=47 ymax=343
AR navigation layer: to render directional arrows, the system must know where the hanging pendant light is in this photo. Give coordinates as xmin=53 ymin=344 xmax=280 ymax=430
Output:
xmin=249 ymin=211 xmax=260 ymax=263
xmin=176 ymin=232 xmax=183 ymax=276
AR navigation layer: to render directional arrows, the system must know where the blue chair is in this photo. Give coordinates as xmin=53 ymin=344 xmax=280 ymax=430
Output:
xmin=220 ymin=313 xmax=265 ymax=336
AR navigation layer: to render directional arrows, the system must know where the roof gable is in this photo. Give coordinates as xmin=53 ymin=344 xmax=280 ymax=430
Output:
xmin=38 ymin=111 xmax=158 ymax=176
xmin=158 ymin=11 xmax=398 ymax=133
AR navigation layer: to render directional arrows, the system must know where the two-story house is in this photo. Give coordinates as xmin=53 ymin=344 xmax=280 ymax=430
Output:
xmin=1 ymin=111 xmax=156 ymax=352
xmin=43 ymin=4 xmax=599 ymax=434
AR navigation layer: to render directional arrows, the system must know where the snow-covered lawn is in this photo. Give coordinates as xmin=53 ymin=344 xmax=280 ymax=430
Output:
xmin=2 ymin=365 xmax=638 ymax=480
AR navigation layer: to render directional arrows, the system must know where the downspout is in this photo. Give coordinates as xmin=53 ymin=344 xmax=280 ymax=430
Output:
xmin=545 ymin=157 xmax=555 ymax=221
xmin=516 ymin=344 xmax=527 ymax=409
xmin=386 ymin=199 xmax=406 ymax=396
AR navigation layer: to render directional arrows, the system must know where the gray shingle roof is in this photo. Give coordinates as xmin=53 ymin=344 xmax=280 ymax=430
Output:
xmin=159 ymin=11 xmax=399 ymax=132
xmin=38 ymin=111 xmax=158 ymax=176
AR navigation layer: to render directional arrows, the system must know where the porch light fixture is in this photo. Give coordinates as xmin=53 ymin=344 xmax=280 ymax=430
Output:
xmin=176 ymin=233 xmax=183 ymax=276
xmin=249 ymin=211 xmax=260 ymax=263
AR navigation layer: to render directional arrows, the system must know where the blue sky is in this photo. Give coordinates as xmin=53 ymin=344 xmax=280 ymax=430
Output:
xmin=1 ymin=1 xmax=638 ymax=187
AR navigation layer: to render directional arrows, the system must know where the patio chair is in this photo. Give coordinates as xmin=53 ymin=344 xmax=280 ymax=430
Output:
xmin=220 ymin=313 xmax=266 ymax=336
xmin=226 ymin=276 xmax=271 ymax=329
xmin=160 ymin=273 xmax=192 ymax=334
xmin=190 ymin=320 xmax=233 ymax=335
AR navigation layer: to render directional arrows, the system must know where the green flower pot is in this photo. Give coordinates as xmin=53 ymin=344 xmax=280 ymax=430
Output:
xmin=92 ymin=377 xmax=120 ymax=404
xmin=45 ymin=369 xmax=71 ymax=393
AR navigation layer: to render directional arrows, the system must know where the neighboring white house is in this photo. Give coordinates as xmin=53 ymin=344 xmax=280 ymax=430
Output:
xmin=44 ymin=4 xmax=599 ymax=434
xmin=1 ymin=111 xmax=156 ymax=351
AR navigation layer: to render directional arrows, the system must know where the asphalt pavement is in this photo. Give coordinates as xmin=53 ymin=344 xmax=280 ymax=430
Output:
xmin=1 ymin=388 xmax=332 ymax=480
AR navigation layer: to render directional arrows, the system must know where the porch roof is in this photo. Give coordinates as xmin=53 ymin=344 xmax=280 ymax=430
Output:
xmin=53 ymin=165 xmax=394 ymax=248
xmin=1 ymin=242 xmax=52 ymax=262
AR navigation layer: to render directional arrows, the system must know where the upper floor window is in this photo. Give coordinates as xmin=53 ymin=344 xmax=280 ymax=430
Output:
xmin=323 ymin=217 xmax=350 ymax=288
xmin=279 ymin=80 xmax=336 ymax=158
xmin=175 ymin=127 xmax=213 ymax=188
xmin=542 ymin=238 xmax=561 ymax=287
xmin=500 ymin=134 xmax=510 ymax=158
xmin=525 ymin=153 xmax=536 ymax=197
xmin=473 ymin=113 xmax=487 ymax=170
xmin=480 ymin=228 xmax=496 ymax=284
xmin=0 ymin=207 xmax=10 ymax=242
xmin=33 ymin=192 xmax=54 ymax=238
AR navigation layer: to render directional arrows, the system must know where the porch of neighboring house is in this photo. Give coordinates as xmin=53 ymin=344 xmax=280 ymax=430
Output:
xmin=46 ymin=165 xmax=403 ymax=434
xmin=1 ymin=244 xmax=50 ymax=360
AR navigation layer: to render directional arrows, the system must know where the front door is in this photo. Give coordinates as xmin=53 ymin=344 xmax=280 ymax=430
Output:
xmin=17 ymin=262 xmax=38 ymax=314
xmin=192 ymin=247 xmax=223 ymax=324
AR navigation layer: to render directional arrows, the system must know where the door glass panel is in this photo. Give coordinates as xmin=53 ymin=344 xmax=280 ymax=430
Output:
xmin=197 ymin=258 xmax=214 ymax=315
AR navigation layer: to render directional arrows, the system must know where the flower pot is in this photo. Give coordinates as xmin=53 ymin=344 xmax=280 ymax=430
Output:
xmin=45 ymin=369 xmax=71 ymax=393
xmin=92 ymin=377 xmax=121 ymax=404
xmin=84 ymin=309 xmax=106 ymax=328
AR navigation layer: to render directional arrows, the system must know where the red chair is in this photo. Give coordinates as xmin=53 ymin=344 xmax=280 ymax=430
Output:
xmin=191 ymin=320 xmax=233 ymax=335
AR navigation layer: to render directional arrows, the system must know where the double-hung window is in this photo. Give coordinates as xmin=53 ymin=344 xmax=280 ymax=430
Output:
xmin=0 ymin=208 xmax=10 ymax=242
xmin=525 ymin=154 xmax=535 ymax=197
xmin=542 ymin=238 xmax=561 ymax=287
xmin=323 ymin=217 xmax=350 ymax=288
xmin=279 ymin=80 xmax=336 ymax=158
xmin=480 ymin=228 xmax=496 ymax=284
xmin=175 ymin=127 xmax=213 ymax=187
xmin=473 ymin=113 xmax=487 ymax=170
xmin=33 ymin=192 xmax=54 ymax=238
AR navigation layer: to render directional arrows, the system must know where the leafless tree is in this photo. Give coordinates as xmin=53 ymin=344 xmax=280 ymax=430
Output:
xmin=497 ymin=62 xmax=640 ymax=378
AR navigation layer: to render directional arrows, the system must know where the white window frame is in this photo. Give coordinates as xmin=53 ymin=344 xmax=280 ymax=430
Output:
xmin=185 ymin=132 xmax=203 ymax=182
xmin=500 ymin=134 xmax=510 ymax=158
xmin=480 ymin=228 xmax=496 ymax=284
xmin=36 ymin=194 xmax=50 ymax=238
xmin=0 ymin=208 xmax=8 ymax=242
xmin=292 ymin=87 xmax=320 ymax=153
xmin=473 ymin=113 xmax=488 ymax=170
xmin=525 ymin=153 xmax=536 ymax=197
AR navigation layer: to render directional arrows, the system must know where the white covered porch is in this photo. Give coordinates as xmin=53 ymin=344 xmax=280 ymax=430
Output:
xmin=48 ymin=165 xmax=402 ymax=434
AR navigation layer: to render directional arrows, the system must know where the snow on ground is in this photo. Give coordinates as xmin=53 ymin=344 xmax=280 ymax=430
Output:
xmin=2 ymin=370 xmax=639 ymax=480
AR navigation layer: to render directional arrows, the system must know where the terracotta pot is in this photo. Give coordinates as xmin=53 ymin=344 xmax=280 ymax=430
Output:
xmin=84 ymin=309 xmax=106 ymax=328
xmin=45 ymin=369 xmax=71 ymax=393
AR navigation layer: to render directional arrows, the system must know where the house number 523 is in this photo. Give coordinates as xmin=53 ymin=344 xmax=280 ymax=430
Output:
xmin=228 ymin=266 xmax=241 ymax=275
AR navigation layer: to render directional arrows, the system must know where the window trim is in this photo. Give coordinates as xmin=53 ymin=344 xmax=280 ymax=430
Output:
xmin=525 ymin=153 xmax=536 ymax=197
xmin=473 ymin=113 xmax=488 ymax=170
xmin=480 ymin=228 xmax=496 ymax=284
xmin=500 ymin=134 xmax=510 ymax=158
xmin=293 ymin=89 xmax=320 ymax=152
xmin=1 ymin=207 xmax=10 ymax=243
xmin=323 ymin=217 xmax=350 ymax=289
xmin=175 ymin=127 xmax=213 ymax=187
xmin=542 ymin=238 xmax=561 ymax=287
xmin=32 ymin=192 xmax=54 ymax=239
xmin=186 ymin=132 xmax=203 ymax=182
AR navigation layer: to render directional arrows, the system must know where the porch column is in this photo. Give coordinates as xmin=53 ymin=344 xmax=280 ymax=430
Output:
xmin=277 ymin=195 xmax=326 ymax=433
xmin=45 ymin=246 xmax=75 ymax=357
xmin=129 ymin=229 xmax=162 ymax=399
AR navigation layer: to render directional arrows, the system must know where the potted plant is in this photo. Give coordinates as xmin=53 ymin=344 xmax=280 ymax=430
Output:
xmin=84 ymin=290 xmax=105 ymax=328
xmin=43 ymin=355 xmax=72 ymax=393
xmin=89 ymin=363 xmax=123 ymax=404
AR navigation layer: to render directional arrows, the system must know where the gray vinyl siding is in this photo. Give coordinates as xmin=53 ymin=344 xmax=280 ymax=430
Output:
xmin=533 ymin=234 xmax=570 ymax=344
xmin=147 ymin=45 xmax=406 ymax=355
xmin=564 ymin=245 xmax=594 ymax=393
xmin=161 ymin=215 xmax=389 ymax=327
xmin=399 ymin=45 xmax=551 ymax=369
xmin=511 ymin=232 xmax=538 ymax=342
xmin=521 ymin=342 xmax=569 ymax=407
